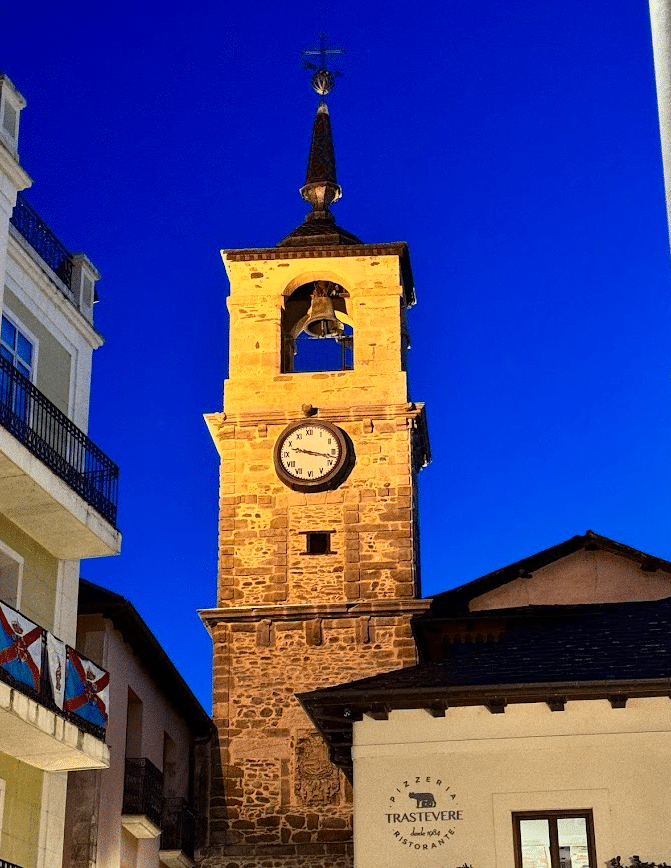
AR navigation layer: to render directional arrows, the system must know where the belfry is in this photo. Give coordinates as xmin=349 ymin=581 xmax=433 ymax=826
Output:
xmin=198 ymin=47 xmax=430 ymax=868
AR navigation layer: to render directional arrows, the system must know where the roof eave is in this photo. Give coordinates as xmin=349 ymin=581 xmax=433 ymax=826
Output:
xmin=299 ymin=676 xmax=671 ymax=780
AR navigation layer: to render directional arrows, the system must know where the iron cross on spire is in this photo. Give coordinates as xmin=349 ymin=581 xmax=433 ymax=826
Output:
xmin=302 ymin=34 xmax=345 ymax=96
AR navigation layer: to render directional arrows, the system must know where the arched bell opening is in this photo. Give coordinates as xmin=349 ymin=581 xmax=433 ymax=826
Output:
xmin=281 ymin=280 xmax=353 ymax=373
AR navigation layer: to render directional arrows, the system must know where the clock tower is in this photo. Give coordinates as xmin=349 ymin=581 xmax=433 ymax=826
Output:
xmin=199 ymin=59 xmax=430 ymax=868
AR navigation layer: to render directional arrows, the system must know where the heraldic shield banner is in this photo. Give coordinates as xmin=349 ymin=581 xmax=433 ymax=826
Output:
xmin=64 ymin=647 xmax=109 ymax=730
xmin=0 ymin=600 xmax=43 ymax=691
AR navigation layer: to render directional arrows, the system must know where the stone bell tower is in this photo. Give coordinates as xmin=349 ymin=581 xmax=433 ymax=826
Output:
xmin=198 ymin=51 xmax=430 ymax=868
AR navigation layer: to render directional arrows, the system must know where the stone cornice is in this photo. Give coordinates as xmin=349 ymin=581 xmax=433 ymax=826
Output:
xmin=222 ymin=241 xmax=416 ymax=306
xmin=222 ymin=241 xmax=408 ymax=262
xmin=204 ymin=402 xmax=429 ymax=466
xmin=199 ymin=597 xmax=431 ymax=630
xmin=8 ymin=228 xmax=104 ymax=349
xmin=205 ymin=401 xmax=426 ymax=428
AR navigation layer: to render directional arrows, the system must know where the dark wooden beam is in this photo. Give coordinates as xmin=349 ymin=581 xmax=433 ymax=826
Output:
xmin=486 ymin=698 xmax=506 ymax=714
xmin=367 ymin=704 xmax=390 ymax=720
xmin=426 ymin=701 xmax=447 ymax=717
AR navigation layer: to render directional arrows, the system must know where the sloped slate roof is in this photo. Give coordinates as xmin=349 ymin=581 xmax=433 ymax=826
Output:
xmin=312 ymin=597 xmax=671 ymax=696
xmin=277 ymin=219 xmax=362 ymax=247
xmin=299 ymin=595 xmax=671 ymax=778
xmin=426 ymin=530 xmax=671 ymax=617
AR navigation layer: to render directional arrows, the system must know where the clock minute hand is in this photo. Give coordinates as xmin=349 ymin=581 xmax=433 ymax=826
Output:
xmin=293 ymin=447 xmax=333 ymax=459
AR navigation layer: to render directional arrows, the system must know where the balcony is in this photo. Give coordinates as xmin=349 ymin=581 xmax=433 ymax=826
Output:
xmin=10 ymin=192 xmax=74 ymax=300
xmin=0 ymin=860 xmax=27 ymax=868
xmin=0 ymin=598 xmax=109 ymax=771
xmin=122 ymin=757 xmax=164 ymax=839
xmin=0 ymin=354 xmax=120 ymax=558
xmin=160 ymin=797 xmax=195 ymax=868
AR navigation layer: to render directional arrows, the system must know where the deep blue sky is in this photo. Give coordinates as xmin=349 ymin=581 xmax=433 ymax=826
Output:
xmin=3 ymin=0 xmax=670 ymax=711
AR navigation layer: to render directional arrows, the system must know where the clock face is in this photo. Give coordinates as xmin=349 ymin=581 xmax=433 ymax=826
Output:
xmin=274 ymin=421 xmax=349 ymax=490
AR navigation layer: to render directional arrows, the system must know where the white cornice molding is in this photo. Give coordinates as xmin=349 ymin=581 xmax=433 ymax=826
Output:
xmin=7 ymin=228 xmax=104 ymax=349
xmin=0 ymin=139 xmax=31 ymax=194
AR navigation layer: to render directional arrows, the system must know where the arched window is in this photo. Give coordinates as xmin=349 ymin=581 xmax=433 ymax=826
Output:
xmin=281 ymin=280 xmax=353 ymax=373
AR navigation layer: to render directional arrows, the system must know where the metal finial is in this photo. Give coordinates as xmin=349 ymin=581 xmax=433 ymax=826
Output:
xmin=302 ymin=34 xmax=345 ymax=96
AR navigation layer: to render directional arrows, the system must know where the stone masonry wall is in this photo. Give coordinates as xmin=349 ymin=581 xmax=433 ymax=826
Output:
xmin=208 ymin=407 xmax=423 ymax=608
xmin=221 ymin=253 xmax=409 ymax=415
xmin=199 ymin=403 xmax=428 ymax=868
xmin=200 ymin=609 xmax=421 ymax=868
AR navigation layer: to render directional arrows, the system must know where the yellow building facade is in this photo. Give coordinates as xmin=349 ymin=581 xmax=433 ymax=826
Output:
xmin=0 ymin=73 xmax=120 ymax=868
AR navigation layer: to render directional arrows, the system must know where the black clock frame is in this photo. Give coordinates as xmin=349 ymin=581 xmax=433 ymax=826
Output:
xmin=273 ymin=420 xmax=351 ymax=492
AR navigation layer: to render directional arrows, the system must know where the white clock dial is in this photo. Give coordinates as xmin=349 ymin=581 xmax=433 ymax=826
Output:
xmin=279 ymin=424 xmax=342 ymax=482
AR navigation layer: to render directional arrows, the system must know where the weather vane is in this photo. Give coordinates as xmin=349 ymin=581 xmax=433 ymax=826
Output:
xmin=302 ymin=34 xmax=345 ymax=96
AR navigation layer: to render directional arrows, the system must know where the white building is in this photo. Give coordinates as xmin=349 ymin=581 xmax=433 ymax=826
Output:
xmin=63 ymin=580 xmax=212 ymax=868
xmin=0 ymin=73 xmax=121 ymax=868
xmin=301 ymin=532 xmax=671 ymax=868
xmin=649 ymin=0 xmax=671 ymax=240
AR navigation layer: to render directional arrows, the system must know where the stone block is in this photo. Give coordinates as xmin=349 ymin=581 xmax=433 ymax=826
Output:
xmin=284 ymin=815 xmax=306 ymax=829
xmin=320 ymin=818 xmax=349 ymax=829
xmin=317 ymin=830 xmax=352 ymax=842
xmin=265 ymin=590 xmax=288 ymax=602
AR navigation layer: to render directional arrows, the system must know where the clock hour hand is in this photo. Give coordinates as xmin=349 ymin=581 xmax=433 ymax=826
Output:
xmin=292 ymin=447 xmax=334 ymax=459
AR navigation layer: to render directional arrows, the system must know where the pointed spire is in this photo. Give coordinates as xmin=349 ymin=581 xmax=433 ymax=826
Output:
xmin=277 ymin=101 xmax=361 ymax=247
xmin=300 ymin=101 xmax=341 ymax=221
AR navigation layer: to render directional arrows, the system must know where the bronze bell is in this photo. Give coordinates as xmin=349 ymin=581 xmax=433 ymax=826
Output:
xmin=302 ymin=282 xmax=343 ymax=338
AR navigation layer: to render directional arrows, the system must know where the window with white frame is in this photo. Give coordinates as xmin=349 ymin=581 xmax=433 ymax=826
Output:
xmin=1 ymin=314 xmax=35 ymax=380
xmin=1 ymin=100 xmax=17 ymax=138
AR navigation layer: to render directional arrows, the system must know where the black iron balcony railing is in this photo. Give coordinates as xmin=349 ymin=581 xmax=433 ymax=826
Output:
xmin=10 ymin=192 xmax=74 ymax=291
xmin=0 ymin=859 xmax=26 ymax=868
xmin=161 ymin=797 xmax=195 ymax=857
xmin=0 ymin=596 xmax=108 ymax=741
xmin=123 ymin=758 xmax=164 ymax=830
xmin=0 ymin=354 xmax=119 ymax=526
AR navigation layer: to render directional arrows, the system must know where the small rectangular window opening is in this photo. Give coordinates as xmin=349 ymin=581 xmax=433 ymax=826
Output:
xmin=300 ymin=531 xmax=335 ymax=555
xmin=2 ymin=101 xmax=17 ymax=138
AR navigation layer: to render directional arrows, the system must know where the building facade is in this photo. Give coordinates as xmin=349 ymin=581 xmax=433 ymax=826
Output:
xmin=63 ymin=581 xmax=212 ymax=868
xmin=0 ymin=73 xmax=121 ymax=868
xmin=649 ymin=0 xmax=671 ymax=241
xmin=198 ymin=95 xmax=430 ymax=868
xmin=301 ymin=532 xmax=671 ymax=868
